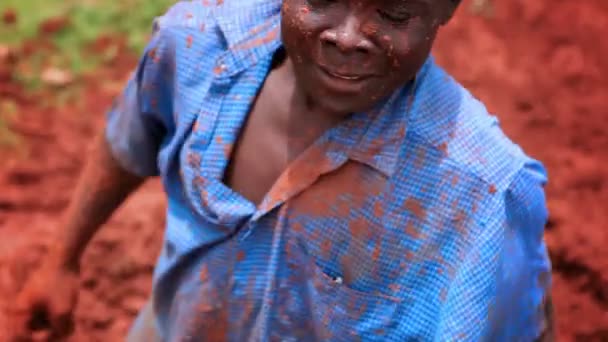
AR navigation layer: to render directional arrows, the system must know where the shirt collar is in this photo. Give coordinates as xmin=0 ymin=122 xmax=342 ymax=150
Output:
xmin=329 ymin=58 xmax=435 ymax=177
xmin=214 ymin=2 xmax=283 ymax=79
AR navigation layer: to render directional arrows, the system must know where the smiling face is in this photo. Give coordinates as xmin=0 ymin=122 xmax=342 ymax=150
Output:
xmin=281 ymin=0 xmax=457 ymax=115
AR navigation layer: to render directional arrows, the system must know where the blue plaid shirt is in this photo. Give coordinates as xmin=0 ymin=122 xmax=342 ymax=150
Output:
xmin=106 ymin=1 xmax=552 ymax=341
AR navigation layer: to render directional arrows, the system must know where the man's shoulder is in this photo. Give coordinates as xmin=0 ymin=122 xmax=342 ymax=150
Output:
xmin=153 ymin=1 xmax=242 ymax=31
xmin=153 ymin=1 xmax=280 ymax=40
xmin=139 ymin=2 xmax=238 ymax=88
xmin=405 ymin=60 xmax=540 ymax=193
xmin=140 ymin=2 xmax=219 ymax=71
xmin=144 ymin=1 xmax=281 ymax=80
xmin=155 ymin=1 xmax=209 ymax=26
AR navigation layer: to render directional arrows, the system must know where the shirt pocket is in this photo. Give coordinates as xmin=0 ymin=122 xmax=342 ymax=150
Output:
xmin=307 ymin=261 xmax=402 ymax=341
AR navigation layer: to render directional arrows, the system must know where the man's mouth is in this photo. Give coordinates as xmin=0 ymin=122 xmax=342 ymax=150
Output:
xmin=318 ymin=65 xmax=371 ymax=81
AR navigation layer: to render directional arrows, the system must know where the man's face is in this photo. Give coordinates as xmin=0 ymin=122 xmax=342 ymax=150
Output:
xmin=281 ymin=0 xmax=454 ymax=115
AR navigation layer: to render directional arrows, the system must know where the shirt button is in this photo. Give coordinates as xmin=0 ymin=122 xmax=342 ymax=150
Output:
xmin=333 ymin=276 xmax=343 ymax=284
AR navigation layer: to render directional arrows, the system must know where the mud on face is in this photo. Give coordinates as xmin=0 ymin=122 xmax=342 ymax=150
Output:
xmin=280 ymin=0 xmax=458 ymax=115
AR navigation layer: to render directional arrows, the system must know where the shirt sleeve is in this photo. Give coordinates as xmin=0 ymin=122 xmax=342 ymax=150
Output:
xmin=487 ymin=159 xmax=552 ymax=341
xmin=435 ymin=159 xmax=551 ymax=341
xmin=105 ymin=15 xmax=176 ymax=177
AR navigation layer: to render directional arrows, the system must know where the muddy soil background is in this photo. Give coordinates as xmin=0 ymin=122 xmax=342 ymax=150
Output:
xmin=0 ymin=0 xmax=606 ymax=341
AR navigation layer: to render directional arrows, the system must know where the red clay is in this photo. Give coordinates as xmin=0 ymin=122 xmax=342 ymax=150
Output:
xmin=38 ymin=16 xmax=70 ymax=35
xmin=0 ymin=0 xmax=606 ymax=340
xmin=2 ymin=9 xmax=17 ymax=26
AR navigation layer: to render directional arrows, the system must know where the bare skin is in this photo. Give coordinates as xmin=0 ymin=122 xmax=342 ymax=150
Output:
xmin=8 ymin=131 xmax=144 ymax=341
xmin=224 ymin=53 xmax=345 ymax=205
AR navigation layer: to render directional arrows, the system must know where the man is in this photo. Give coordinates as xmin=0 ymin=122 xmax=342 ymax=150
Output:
xmin=11 ymin=0 xmax=554 ymax=340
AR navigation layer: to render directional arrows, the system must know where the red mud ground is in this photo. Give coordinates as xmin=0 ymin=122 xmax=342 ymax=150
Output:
xmin=0 ymin=1 xmax=606 ymax=341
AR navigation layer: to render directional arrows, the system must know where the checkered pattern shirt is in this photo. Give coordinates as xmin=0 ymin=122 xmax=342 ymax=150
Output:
xmin=106 ymin=1 xmax=552 ymax=341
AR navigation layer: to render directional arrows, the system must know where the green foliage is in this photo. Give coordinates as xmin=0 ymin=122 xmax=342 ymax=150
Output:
xmin=0 ymin=0 xmax=176 ymax=75
xmin=0 ymin=0 xmax=175 ymax=148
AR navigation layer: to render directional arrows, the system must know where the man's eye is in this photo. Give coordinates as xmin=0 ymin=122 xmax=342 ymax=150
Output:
xmin=378 ymin=10 xmax=412 ymax=24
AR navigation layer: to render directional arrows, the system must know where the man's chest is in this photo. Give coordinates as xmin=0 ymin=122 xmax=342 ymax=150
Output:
xmin=173 ymin=77 xmax=490 ymax=261
xmin=164 ymin=83 xmax=496 ymax=338
xmin=162 ymin=152 xmax=494 ymax=341
xmin=165 ymin=49 xmax=492 ymax=295
xmin=220 ymin=65 xmax=339 ymax=208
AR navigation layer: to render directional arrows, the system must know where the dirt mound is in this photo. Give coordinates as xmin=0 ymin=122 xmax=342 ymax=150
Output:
xmin=0 ymin=0 xmax=606 ymax=340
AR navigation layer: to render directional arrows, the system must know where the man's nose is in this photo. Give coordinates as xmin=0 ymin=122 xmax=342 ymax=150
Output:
xmin=319 ymin=14 xmax=374 ymax=54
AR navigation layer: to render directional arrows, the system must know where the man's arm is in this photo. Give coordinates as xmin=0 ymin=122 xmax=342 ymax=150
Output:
xmin=51 ymin=130 xmax=145 ymax=270
xmin=434 ymin=159 xmax=552 ymax=341
xmin=10 ymin=130 xmax=148 ymax=340
xmin=55 ymin=0 xmax=181 ymax=270
xmin=10 ymin=5 xmax=182 ymax=339
xmin=491 ymin=159 xmax=553 ymax=341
